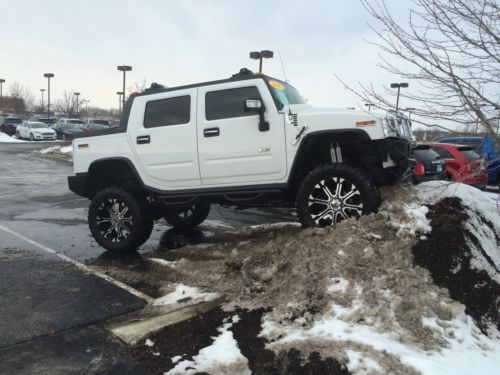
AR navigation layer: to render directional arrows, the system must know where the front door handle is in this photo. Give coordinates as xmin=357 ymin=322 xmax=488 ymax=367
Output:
xmin=204 ymin=127 xmax=220 ymax=137
xmin=136 ymin=135 xmax=150 ymax=144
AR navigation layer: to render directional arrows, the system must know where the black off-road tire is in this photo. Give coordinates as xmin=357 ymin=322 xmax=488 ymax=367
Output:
xmin=296 ymin=164 xmax=380 ymax=227
xmin=163 ymin=203 xmax=211 ymax=229
xmin=88 ymin=186 xmax=153 ymax=252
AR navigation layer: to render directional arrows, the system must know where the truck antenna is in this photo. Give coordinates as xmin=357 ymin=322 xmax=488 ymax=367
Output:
xmin=278 ymin=50 xmax=288 ymax=83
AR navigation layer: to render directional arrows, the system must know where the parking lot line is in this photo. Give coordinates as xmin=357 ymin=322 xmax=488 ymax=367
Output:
xmin=0 ymin=224 xmax=153 ymax=303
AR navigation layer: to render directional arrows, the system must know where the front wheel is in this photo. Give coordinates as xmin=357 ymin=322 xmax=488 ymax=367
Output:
xmin=296 ymin=164 xmax=380 ymax=227
xmin=30 ymin=133 xmax=34 ymax=141
xmin=163 ymin=203 xmax=210 ymax=229
xmin=16 ymin=131 xmax=21 ymax=139
xmin=88 ymin=187 xmax=153 ymax=252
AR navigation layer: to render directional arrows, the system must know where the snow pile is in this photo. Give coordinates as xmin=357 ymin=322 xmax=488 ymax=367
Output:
xmin=153 ymin=283 xmax=219 ymax=306
xmin=100 ymin=182 xmax=499 ymax=374
xmin=166 ymin=315 xmax=250 ymax=375
xmin=0 ymin=132 xmax=25 ymax=143
xmin=39 ymin=145 xmax=72 ymax=155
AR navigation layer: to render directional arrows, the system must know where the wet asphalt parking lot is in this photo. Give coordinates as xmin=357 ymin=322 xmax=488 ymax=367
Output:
xmin=0 ymin=141 xmax=295 ymax=374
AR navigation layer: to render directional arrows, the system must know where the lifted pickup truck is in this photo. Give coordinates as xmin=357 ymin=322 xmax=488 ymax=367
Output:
xmin=68 ymin=68 xmax=412 ymax=252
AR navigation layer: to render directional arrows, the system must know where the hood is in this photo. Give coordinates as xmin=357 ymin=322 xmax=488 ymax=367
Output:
xmin=286 ymin=104 xmax=372 ymax=118
xmin=64 ymin=128 xmax=84 ymax=134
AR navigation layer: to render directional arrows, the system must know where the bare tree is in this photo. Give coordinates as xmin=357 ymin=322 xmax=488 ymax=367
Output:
xmin=128 ymin=77 xmax=148 ymax=95
xmin=9 ymin=81 xmax=35 ymax=113
xmin=337 ymin=0 xmax=499 ymax=134
xmin=54 ymin=91 xmax=78 ymax=117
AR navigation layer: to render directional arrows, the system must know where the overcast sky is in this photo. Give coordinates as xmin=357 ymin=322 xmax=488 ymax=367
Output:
xmin=0 ymin=0 xmax=412 ymax=110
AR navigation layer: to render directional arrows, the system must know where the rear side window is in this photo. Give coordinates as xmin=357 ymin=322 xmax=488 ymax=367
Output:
xmin=432 ymin=146 xmax=454 ymax=159
xmin=205 ymin=86 xmax=261 ymax=121
xmin=144 ymin=95 xmax=191 ymax=128
xmin=413 ymin=148 xmax=441 ymax=161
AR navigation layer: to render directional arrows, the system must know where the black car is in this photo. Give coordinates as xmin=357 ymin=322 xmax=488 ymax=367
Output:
xmin=52 ymin=123 xmax=84 ymax=140
xmin=408 ymin=144 xmax=447 ymax=184
xmin=0 ymin=117 xmax=23 ymax=136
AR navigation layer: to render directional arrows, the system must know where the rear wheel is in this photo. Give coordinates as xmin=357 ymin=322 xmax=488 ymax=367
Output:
xmin=88 ymin=187 xmax=153 ymax=252
xmin=296 ymin=164 xmax=380 ymax=227
xmin=163 ymin=203 xmax=211 ymax=229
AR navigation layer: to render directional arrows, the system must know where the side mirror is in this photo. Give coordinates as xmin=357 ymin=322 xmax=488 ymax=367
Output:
xmin=244 ymin=98 xmax=269 ymax=132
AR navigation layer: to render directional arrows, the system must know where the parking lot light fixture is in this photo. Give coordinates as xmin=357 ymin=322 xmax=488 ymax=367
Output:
xmin=390 ymin=82 xmax=409 ymax=112
xmin=249 ymin=50 xmax=274 ymax=73
xmin=43 ymin=73 xmax=54 ymax=118
xmin=117 ymin=65 xmax=132 ymax=107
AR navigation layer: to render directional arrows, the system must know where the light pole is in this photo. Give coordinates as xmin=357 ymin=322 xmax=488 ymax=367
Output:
xmin=390 ymin=82 xmax=409 ymax=112
xmin=364 ymin=102 xmax=374 ymax=112
xmin=116 ymin=91 xmax=123 ymax=117
xmin=117 ymin=65 xmax=132 ymax=108
xmin=496 ymin=106 xmax=500 ymax=135
xmin=82 ymin=99 xmax=90 ymax=117
xmin=74 ymin=92 xmax=80 ymax=115
xmin=40 ymin=89 xmax=46 ymax=112
xmin=249 ymin=50 xmax=273 ymax=73
xmin=44 ymin=73 xmax=54 ymax=118
xmin=0 ymin=79 xmax=5 ymax=112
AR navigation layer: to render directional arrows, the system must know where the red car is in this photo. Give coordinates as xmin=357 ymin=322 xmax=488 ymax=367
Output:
xmin=430 ymin=143 xmax=487 ymax=189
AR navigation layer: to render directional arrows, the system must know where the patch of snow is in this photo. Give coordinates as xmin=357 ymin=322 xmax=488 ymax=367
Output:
xmin=153 ymin=352 xmax=161 ymax=356
xmin=145 ymin=339 xmax=155 ymax=347
xmin=171 ymin=355 xmax=182 ymax=363
xmin=391 ymin=204 xmax=432 ymax=236
xmin=153 ymin=283 xmax=219 ymax=306
xmin=345 ymin=349 xmax=383 ymax=374
xmin=39 ymin=145 xmax=73 ymax=155
xmin=60 ymin=145 xmax=73 ymax=154
xmin=166 ymin=315 xmax=250 ymax=375
xmin=327 ymin=278 xmax=349 ymax=294
xmin=0 ymin=132 xmax=25 ymax=143
xmin=149 ymin=258 xmax=178 ymax=267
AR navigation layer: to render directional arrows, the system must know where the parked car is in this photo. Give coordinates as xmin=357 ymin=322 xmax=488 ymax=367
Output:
xmin=16 ymin=121 xmax=57 ymax=141
xmin=56 ymin=118 xmax=84 ymax=126
xmin=408 ymin=144 xmax=447 ymax=184
xmin=81 ymin=123 xmax=109 ymax=132
xmin=52 ymin=122 xmax=84 ymax=140
xmin=430 ymin=143 xmax=487 ymax=189
xmin=85 ymin=118 xmax=111 ymax=126
xmin=0 ymin=116 xmax=23 ymax=136
xmin=438 ymin=136 xmax=500 ymax=186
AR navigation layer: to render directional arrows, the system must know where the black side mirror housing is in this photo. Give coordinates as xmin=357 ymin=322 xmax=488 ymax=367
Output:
xmin=244 ymin=99 xmax=269 ymax=132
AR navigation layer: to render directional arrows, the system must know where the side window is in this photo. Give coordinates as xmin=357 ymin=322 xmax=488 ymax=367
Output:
xmin=432 ymin=147 xmax=454 ymax=159
xmin=205 ymin=86 xmax=261 ymax=121
xmin=144 ymin=95 xmax=191 ymax=128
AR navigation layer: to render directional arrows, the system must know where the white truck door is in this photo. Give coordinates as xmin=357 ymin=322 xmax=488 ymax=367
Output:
xmin=127 ymin=88 xmax=201 ymax=188
xmin=197 ymin=79 xmax=286 ymax=186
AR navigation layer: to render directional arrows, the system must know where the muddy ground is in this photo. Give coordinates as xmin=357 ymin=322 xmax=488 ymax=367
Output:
xmin=92 ymin=184 xmax=500 ymax=374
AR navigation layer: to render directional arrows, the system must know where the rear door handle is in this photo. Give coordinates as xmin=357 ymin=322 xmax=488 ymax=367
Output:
xmin=136 ymin=135 xmax=150 ymax=144
xmin=204 ymin=127 xmax=220 ymax=137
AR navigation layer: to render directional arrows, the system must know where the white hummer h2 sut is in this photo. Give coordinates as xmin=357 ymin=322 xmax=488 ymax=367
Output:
xmin=68 ymin=69 xmax=412 ymax=252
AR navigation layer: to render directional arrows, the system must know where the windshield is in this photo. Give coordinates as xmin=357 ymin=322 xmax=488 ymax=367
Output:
xmin=267 ymin=79 xmax=305 ymax=109
xmin=92 ymin=119 xmax=109 ymax=125
xmin=68 ymin=119 xmax=83 ymax=124
xmin=6 ymin=118 xmax=22 ymax=124
xmin=30 ymin=123 xmax=49 ymax=129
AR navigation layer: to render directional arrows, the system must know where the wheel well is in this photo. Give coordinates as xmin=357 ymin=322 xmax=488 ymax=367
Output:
xmin=86 ymin=159 xmax=142 ymax=198
xmin=288 ymin=131 xmax=383 ymax=189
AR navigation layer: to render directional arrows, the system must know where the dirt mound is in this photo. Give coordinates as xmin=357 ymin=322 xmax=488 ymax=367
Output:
xmin=412 ymin=197 xmax=500 ymax=333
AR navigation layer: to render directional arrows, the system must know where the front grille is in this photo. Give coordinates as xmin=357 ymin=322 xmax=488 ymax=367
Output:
xmin=289 ymin=114 xmax=298 ymax=126
xmin=42 ymin=133 xmax=53 ymax=136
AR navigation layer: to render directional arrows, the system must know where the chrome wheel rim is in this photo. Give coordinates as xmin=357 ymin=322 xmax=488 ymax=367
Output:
xmin=96 ymin=198 xmax=133 ymax=242
xmin=308 ymin=177 xmax=363 ymax=226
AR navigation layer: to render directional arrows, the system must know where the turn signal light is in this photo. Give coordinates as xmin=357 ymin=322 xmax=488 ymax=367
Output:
xmin=356 ymin=120 xmax=376 ymax=126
